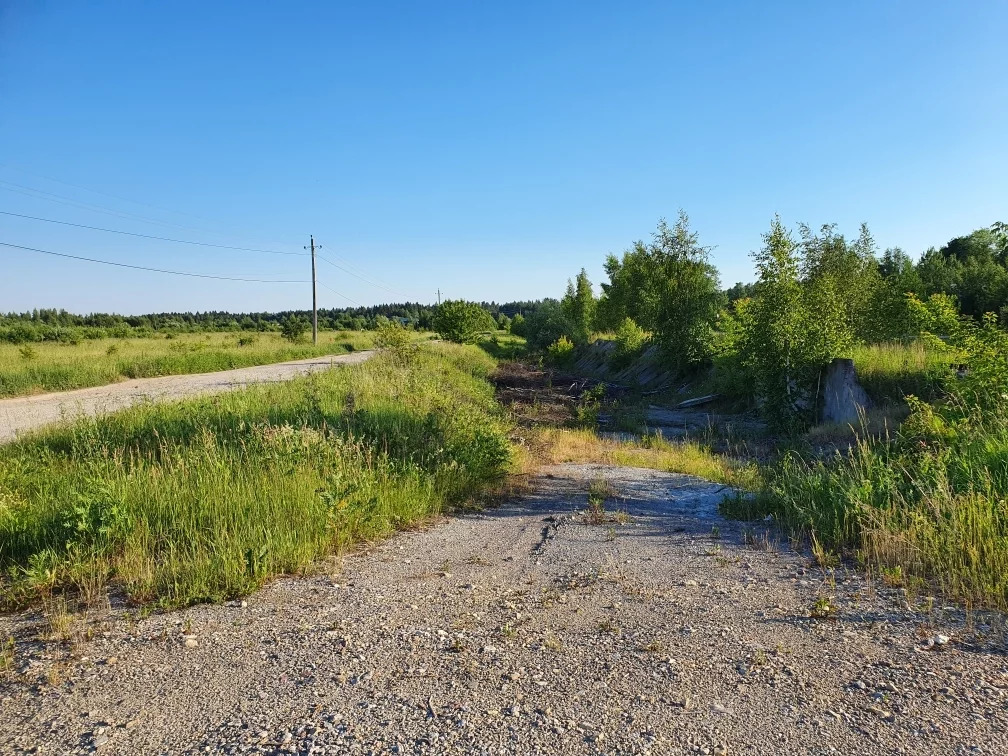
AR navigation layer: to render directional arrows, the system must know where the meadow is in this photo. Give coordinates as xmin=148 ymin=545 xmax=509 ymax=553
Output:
xmin=0 ymin=343 xmax=511 ymax=609
xmin=0 ymin=330 xmax=377 ymax=398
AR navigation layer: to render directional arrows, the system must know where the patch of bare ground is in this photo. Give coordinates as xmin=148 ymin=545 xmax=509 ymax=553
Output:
xmin=1 ymin=463 xmax=1005 ymax=755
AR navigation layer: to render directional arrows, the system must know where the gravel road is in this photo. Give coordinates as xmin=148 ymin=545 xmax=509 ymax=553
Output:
xmin=0 ymin=351 xmax=374 ymax=444
xmin=1 ymin=463 xmax=1005 ymax=755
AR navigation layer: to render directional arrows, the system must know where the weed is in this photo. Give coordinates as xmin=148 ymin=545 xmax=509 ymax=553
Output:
xmin=18 ymin=345 xmax=36 ymax=361
xmin=810 ymin=594 xmax=837 ymax=620
xmin=584 ymin=478 xmax=612 ymax=525
xmin=543 ymin=631 xmax=562 ymax=651
xmin=880 ymin=565 xmax=904 ymax=587
xmin=0 ymin=636 xmax=14 ymax=674
xmin=811 ymin=534 xmax=840 ymax=570
xmin=597 ymin=619 xmax=620 ymax=634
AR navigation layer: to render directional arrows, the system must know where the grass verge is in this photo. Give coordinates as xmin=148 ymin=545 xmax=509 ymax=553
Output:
xmin=0 ymin=343 xmax=511 ymax=609
xmin=0 ymin=330 xmax=378 ymax=398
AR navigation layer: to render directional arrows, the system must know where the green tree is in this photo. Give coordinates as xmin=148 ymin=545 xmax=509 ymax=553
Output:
xmin=280 ymin=315 xmax=310 ymax=343
xmin=522 ymin=300 xmax=576 ymax=350
xmin=649 ymin=212 xmax=722 ymax=366
xmin=560 ymin=268 xmax=596 ymax=344
xmin=742 ymin=217 xmax=849 ymax=431
xmin=800 ymin=223 xmax=880 ymax=342
xmin=432 ymin=300 xmax=496 ymax=343
xmin=597 ymin=212 xmax=720 ymax=366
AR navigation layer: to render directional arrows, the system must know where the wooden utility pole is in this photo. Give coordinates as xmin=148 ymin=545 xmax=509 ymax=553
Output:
xmin=437 ymin=288 xmax=442 ymax=305
xmin=308 ymin=235 xmax=318 ymax=344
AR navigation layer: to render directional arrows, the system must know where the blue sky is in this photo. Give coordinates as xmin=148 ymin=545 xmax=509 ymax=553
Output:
xmin=1 ymin=1 xmax=1005 ymax=314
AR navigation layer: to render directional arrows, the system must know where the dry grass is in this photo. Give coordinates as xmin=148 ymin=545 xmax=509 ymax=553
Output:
xmin=533 ymin=427 xmax=760 ymax=490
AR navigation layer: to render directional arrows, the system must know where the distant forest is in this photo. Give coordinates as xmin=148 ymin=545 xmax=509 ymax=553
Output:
xmin=0 ymin=300 xmax=546 ymax=342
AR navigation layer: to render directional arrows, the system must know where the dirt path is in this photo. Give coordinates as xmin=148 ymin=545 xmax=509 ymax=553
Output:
xmin=1 ymin=463 xmax=1004 ymax=755
xmin=0 ymin=351 xmax=375 ymax=444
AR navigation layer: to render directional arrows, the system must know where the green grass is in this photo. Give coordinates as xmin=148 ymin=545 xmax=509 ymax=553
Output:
xmin=0 ymin=330 xmax=378 ymax=398
xmin=0 ymin=343 xmax=511 ymax=609
xmin=741 ymin=426 xmax=1008 ymax=609
xmin=477 ymin=331 xmax=528 ymax=360
xmin=849 ymin=339 xmax=956 ymax=403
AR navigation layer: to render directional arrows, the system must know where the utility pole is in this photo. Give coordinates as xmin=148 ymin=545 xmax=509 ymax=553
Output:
xmin=437 ymin=288 xmax=442 ymax=305
xmin=306 ymin=235 xmax=319 ymax=345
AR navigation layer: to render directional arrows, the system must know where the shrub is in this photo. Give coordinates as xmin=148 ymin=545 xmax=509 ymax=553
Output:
xmin=509 ymin=313 xmax=526 ymax=337
xmin=375 ymin=320 xmax=415 ymax=361
xmin=523 ymin=301 xmax=575 ymax=350
xmin=281 ymin=315 xmax=310 ymax=343
xmin=547 ymin=335 xmax=575 ymax=365
xmin=609 ymin=317 xmax=649 ymax=370
xmin=432 ymin=300 xmax=497 ymax=344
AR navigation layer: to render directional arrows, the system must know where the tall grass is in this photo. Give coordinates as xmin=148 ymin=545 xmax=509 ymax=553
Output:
xmin=749 ymin=322 xmax=1008 ymax=608
xmin=0 ymin=344 xmax=511 ymax=608
xmin=752 ymin=427 xmax=1008 ymax=608
xmin=849 ymin=339 xmax=954 ymax=403
xmin=0 ymin=330 xmax=377 ymax=398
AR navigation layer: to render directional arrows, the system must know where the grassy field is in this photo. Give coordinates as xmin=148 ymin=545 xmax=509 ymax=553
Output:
xmin=0 ymin=343 xmax=511 ymax=609
xmin=0 ymin=330 xmax=378 ymax=398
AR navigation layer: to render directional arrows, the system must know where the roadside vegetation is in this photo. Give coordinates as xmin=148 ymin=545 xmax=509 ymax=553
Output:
xmin=0 ymin=330 xmax=376 ymax=398
xmin=0 ymin=343 xmax=511 ymax=609
xmin=503 ymin=213 xmax=1008 ymax=608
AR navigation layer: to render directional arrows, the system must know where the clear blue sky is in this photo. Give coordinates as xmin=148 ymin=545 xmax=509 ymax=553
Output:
xmin=1 ymin=1 xmax=1005 ymax=315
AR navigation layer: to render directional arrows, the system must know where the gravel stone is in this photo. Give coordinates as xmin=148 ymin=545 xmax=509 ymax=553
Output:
xmin=1 ymin=462 xmax=1006 ymax=755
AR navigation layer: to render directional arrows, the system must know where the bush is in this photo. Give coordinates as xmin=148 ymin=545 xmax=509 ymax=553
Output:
xmin=374 ymin=320 xmax=415 ymax=361
xmin=509 ymin=313 xmax=526 ymax=337
xmin=547 ymin=335 xmax=575 ymax=365
xmin=433 ymin=301 xmax=497 ymax=343
xmin=609 ymin=317 xmax=649 ymax=370
xmin=281 ymin=315 xmax=310 ymax=343
xmin=523 ymin=301 xmax=575 ymax=350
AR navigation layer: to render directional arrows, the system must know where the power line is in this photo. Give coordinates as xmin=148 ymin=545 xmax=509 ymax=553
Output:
xmin=0 ymin=241 xmax=309 ymax=283
xmin=320 ymin=282 xmax=364 ymax=308
xmin=0 ymin=210 xmax=305 ymax=256
xmin=0 ymin=168 xmax=296 ymax=250
xmin=0 ymin=179 xmax=221 ymax=232
xmin=0 ymin=161 xmax=233 ymax=228
xmin=317 ymin=254 xmax=405 ymax=298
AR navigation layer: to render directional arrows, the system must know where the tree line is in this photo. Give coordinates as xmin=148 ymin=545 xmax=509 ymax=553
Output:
xmin=515 ymin=213 xmax=1007 ymax=430
xmin=0 ymin=300 xmax=546 ymax=345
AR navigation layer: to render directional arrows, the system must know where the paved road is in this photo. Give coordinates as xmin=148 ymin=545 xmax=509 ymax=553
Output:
xmin=1 ymin=463 xmax=1002 ymax=755
xmin=0 ymin=351 xmax=375 ymax=444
